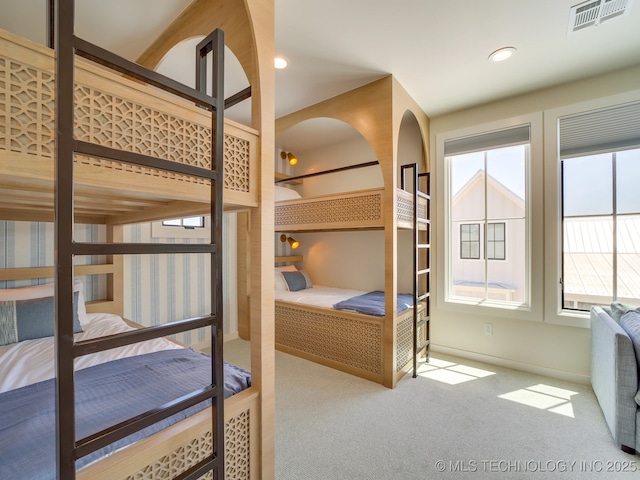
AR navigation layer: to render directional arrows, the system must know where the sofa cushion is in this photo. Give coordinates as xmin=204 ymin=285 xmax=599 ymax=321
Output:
xmin=610 ymin=302 xmax=639 ymax=323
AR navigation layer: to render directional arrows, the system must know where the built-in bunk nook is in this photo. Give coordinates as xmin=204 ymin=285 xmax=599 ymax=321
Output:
xmin=0 ymin=0 xmax=275 ymax=478
xmin=261 ymin=76 xmax=430 ymax=389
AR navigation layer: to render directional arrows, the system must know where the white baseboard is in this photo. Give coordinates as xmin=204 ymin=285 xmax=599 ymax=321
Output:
xmin=431 ymin=344 xmax=591 ymax=385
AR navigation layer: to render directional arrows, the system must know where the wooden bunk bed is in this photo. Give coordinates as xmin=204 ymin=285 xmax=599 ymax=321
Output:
xmin=272 ymin=164 xmax=430 ymax=386
xmin=0 ymin=0 xmax=273 ymax=476
xmin=274 ymin=185 xmax=427 ymax=232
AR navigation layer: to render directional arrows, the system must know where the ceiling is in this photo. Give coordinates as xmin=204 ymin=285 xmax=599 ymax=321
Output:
xmin=2 ymin=0 xmax=640 ymax=151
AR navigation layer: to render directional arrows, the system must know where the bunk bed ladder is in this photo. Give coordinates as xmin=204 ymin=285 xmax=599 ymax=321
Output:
xmin=53 ymin=1 xmax=225 ymax=478
xmin=401 ymin=164 xmax=431 ymax=378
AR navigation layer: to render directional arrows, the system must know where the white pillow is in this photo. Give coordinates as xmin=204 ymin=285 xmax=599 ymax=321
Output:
xmin=274 ymin=185 xmax=302 ymax=201
xmin=274 ymin=270 xmax=289 ymax=291
xmin=276 ymin=264 xmax=298 ymax=273
xmin=0 ymin=281 xmax=89 ymax=327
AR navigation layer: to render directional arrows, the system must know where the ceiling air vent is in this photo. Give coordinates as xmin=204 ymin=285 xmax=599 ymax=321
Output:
xmin=568 ymin=0 xmax=634 ymax=33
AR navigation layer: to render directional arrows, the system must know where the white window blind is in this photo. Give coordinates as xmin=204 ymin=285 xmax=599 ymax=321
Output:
xmin=444 ymin=125 xmax=530 ymax=156
xmin=559 ymin=101 xmax=640 ymax=159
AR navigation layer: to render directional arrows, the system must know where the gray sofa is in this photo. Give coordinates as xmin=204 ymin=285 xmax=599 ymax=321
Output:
xmin=590 ymin=306 xmax=640 ymax=454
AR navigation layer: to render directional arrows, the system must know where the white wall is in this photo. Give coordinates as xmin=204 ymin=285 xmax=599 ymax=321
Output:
xmin=430 ymin=64 xmax=640 ymax=383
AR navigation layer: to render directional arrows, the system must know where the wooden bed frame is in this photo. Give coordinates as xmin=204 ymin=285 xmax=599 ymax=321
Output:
xmin=0 ymin=0 xmax=276 ymax=476
xmin=274 ymin=299 xmax=427 ymax=385
xmin=274 ymin=187 xmax=428 ymax=232
xmin=269 ymin=77 xmax=432 ymax=388
xmin=0 ymin=27 xmax=258 ymax=225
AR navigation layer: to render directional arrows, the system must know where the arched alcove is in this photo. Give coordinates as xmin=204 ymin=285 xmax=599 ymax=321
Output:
xmin=276 ymin=117 xmax=383 ymax=197
xmin=155 ymin=36 xmax=252 ymax=125
xmin=275 ymin=117 xmax=386 ymax=291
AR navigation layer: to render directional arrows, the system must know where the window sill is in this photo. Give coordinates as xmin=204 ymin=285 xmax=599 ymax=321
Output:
xmin=442 ymin=296 xmax=538 ymax=322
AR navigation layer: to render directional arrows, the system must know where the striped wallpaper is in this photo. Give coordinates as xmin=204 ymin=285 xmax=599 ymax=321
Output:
xmin=0 ymin=214 xmax=237 ymax=349
xmin=0 ymin=221 xmax=107 ymax=298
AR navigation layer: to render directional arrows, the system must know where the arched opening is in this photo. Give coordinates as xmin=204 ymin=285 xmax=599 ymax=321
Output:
xmin=275 ymin=117 xmax=385 ymax=291
xmin=155 ymin=36 xmax=251 ymax=126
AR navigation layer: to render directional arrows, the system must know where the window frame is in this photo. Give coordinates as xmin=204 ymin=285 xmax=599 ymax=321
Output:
xmin=435 ymin=113 xmax=543 ymax=322
xmin=544 ymin=91 xmax=640 ymax=328
xmin=152 ymin=216 xmax=211 ymax=239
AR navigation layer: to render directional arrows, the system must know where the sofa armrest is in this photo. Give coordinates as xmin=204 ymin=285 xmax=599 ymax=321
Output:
xmin=590 ymin=306 xmax=638 ymax=450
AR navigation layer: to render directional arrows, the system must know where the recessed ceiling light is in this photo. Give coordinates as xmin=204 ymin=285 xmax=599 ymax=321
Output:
xmin=488 ymin=47 xmax=516 ymax=62
xmin=274 ymin=56 xmax=288 ymax=69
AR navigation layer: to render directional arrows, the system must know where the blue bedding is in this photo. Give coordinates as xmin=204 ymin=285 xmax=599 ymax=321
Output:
xmin=333 ymin=290 xmax=414 ymax=316
xmin=0 ymin=348 xmax=251 ymax=479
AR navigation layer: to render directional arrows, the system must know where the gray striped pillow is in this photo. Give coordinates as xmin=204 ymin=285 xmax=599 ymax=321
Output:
xmin=0 ymin=292 xmax=82 ymax=346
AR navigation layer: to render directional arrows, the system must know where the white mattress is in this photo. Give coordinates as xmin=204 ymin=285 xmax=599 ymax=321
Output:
xmin=274 ymin=285 xmax=368 ymax=309
xmin=0 ymin=313 xmax=182 ymax=394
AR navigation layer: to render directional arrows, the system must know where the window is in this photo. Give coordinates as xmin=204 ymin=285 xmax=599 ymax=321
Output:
xmin=559 ymin=101 xmax=640 ymax=312
xmin=152 ymin=216 xmax=210 ymax=240
xmin=460 ymin=223 xmax=480 ymax=259
xmin=446 ymin=125 xmax=529 ymax=305
xmin=486 ymin=223 xmax=506 ymax=260
xmin=162 ymin=216 xmax=205 ymax=229
xmin=459 ymin=223 xmax=506 ymax=260
xmin=561 ymin=149 xmax=640 ymax=310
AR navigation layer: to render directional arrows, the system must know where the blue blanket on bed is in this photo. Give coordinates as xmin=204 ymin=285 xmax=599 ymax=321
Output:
xmin=333 ymin=290 xmax=414 ymax=316
xmin=0 ymin=348 xmax=251 ymax=479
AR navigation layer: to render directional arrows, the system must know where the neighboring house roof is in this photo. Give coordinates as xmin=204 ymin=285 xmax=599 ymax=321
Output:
xmin=564 ymin=216 xmax=640 ymax=299
xmin=452 ymin=170 xmax=524 ymax=210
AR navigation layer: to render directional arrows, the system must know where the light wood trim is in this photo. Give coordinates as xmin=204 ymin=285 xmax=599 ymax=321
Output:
xmin=274 ymin=172 xmax=302 ymax=185
xmin=0 ymin=264 xmax=115 ymax=281
xmin=275 ymin=255 xmax=302 ymax=264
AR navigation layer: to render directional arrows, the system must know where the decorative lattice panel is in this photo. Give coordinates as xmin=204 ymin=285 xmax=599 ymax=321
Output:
xmin=0 ymin=55 xmax=251 ymax=192
xmin=224 ymin=134 xmax=250 ymax=192
xmin=122 ymin=408 xmax=250 ymax=480
xmin=225 ymin=410 xmax=250 ymax=479
xmin=275 ymin=193 xmax=382 ymax=227
xmin=396 ymin=195 xmax=428 ymax=224
xmin=124 ymin=430 xmax=213 ymax=480
xmin=0 ymin=58 xmax=56 ymax=158
xmin=396 ymin=195 xmax=414 ymax=224
xmin=275 ymin=304 xmax=382 ymax=374
xmin=396 ymin=309 xmax=428 ymax=372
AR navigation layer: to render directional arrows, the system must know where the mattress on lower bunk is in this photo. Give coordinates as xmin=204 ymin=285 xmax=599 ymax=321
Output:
xmin=275 ymin=285 xmax=414 ymax=316
xmin=0 ymin=313 xmax=251 ymax=479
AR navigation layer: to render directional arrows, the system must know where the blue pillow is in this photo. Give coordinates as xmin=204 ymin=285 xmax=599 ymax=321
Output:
xmin=610 ymin=302 xmax=639 ymax=323
xmin=0 ymin=292 xmax=82 ymax=346
xmin=281 ymin=271 xmax=312 ymax=292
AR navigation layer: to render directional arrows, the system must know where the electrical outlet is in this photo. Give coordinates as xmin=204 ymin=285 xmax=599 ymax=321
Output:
xmin=484 ymin=323 xmax=493 ymax=336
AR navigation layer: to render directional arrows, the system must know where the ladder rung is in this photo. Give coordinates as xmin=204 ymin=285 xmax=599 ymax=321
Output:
xmin=417 ymin=268 xmax=430 ymax=276
xmin=417 ymin=293 xmax=430 ymax=301
xmin=417 ymin=191 xmax=430 ymax=200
